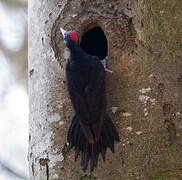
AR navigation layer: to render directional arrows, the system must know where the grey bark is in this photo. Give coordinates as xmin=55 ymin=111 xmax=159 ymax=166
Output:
xmin=29 ymin=0 xmax=182 ymax=180
xmin=28 ymin=0 xmax=67 ymax=179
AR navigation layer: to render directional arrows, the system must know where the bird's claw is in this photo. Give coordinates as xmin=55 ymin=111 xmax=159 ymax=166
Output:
xmin=105 ymin=68 xmax=113 ymax=73
xmin=101 ymin=57 xmax=114 ymax=73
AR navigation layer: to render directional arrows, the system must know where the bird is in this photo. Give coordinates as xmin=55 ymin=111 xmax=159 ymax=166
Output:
xmin=60 ymin=27 xmax=119 ymax=172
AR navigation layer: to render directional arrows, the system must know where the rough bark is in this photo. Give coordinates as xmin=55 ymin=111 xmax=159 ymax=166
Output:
xmin=29 ymin=0 xmax=182 ymax=180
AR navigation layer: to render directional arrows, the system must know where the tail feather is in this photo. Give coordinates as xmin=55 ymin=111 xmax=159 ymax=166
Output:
xmin=82 ymin=151 xmax=90 ymax=171
xmin=67 ymin=115 xmax=77 ymax=147
xmin=75 ymin=147 xmax=80 ymax=161
xmin=101 ymin=147 xmax=106 ymax=161
xmin=67 ymin=114 xmax=119 ymax=172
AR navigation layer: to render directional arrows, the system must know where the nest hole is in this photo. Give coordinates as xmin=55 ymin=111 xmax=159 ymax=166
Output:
xmin=80 ymin=26 xmax=108 ymax=60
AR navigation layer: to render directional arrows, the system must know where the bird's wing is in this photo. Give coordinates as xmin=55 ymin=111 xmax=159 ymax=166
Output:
xmin=66 ymin=59 xmax=94 ymax=144
xmin=85 ymin=58 xmax=106 ymax=142
xmin=66 ymin=58 xmax=106 ymax=143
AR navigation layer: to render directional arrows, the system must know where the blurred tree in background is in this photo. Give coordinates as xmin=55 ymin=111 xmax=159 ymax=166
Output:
xmin=0 ymin=0 xmax=27 ymax=85
xmin=0 ymin=0 xmax=28 ymax=179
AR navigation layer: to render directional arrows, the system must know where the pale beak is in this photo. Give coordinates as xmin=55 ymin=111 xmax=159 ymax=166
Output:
xmin=60 ymin=27 xmax=67 ymax=38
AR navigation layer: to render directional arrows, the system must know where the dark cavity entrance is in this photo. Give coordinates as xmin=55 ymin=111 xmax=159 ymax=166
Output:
xmin=80 ymin=26 xmax=108 ymax=60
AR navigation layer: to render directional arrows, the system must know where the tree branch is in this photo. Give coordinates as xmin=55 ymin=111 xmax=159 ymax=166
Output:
xmin=0 ymin=160 xmax=27 ymax=179
xmin=1 ymin=0 xmax=27 ymax=9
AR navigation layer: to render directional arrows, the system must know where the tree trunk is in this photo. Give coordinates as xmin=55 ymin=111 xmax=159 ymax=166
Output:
xmin=28 ymin=0 xmax=182 ymax=179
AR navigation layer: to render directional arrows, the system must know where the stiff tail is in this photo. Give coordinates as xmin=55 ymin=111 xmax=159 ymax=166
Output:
xmin=67 ymin=114 xmax=119 ymax=172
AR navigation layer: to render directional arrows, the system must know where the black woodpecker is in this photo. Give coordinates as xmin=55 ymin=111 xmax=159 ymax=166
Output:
xmin=60 ymin=27 xmax=119 ymax=172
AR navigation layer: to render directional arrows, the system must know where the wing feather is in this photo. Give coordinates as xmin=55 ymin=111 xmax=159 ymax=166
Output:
xmin=66 ymin=57 xmax=106 ymax=143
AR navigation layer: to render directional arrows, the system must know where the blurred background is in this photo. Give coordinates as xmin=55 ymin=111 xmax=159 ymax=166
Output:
xmin=0 ymin=0 xmax=28 ymax=179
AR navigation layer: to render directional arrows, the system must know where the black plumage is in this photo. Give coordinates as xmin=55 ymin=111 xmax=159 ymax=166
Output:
xmin=60 ymin=28 xmax=119 ymax=172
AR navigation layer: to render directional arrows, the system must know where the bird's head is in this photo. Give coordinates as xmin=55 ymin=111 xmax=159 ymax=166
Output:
xmin=60 ymin=28 xmax=79 ymax=49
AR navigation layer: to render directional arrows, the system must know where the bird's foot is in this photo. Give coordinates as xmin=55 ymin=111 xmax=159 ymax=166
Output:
xmin=105 ymin=68 xmax=113 ymax=73
xmin=101 ymin=57 xmax=113 ymax=73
